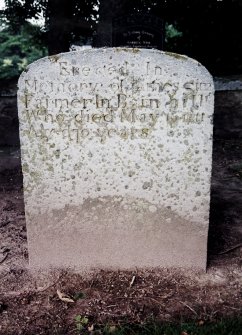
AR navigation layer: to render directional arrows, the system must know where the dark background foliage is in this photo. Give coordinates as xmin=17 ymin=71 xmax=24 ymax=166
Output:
xmin=0 ymin=0 xmax=242 ymax=78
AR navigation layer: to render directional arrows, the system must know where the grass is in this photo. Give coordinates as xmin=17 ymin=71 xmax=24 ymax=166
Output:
xmin=75 ymin=317 xmax=242 ymax=335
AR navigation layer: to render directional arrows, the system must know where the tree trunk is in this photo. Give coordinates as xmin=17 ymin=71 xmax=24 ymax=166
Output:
xmin=94 ymin=0 xmax=127 ymax=47
xmin=47 ymin=0 xmax=73 ymax=55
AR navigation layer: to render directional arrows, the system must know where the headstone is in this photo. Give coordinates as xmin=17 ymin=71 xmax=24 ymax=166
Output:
xmin=113 ymin=14 xmax=164 ymax=49
xmin=18 ymin=48 xmax=214 ymax=270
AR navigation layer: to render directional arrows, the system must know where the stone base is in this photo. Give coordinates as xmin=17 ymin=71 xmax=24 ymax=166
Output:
xmin=26 ymin=196 xmax=208 ymax=270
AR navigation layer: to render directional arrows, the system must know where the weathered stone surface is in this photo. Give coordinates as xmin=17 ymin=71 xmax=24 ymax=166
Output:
xmin=18 ymin=48 xmax=214 ymax=270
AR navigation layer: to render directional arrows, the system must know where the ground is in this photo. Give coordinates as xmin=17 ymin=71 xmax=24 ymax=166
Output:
xmin=0 ymin=139 xmax=241 ymax=335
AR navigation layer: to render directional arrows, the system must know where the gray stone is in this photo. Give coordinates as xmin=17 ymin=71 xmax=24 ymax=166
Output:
xmin=18 ymin=48 xmax=214 ymax=270
xmin=214 ymin=76 xmax=242 ymax=91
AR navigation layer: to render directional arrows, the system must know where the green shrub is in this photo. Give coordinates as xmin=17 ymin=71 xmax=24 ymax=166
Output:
xmin=0 ymin=23 xmax=47 ymax=79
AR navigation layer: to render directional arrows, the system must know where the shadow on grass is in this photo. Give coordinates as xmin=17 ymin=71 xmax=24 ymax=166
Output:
xmin=73 ymin=317 xmax=242 ymax=335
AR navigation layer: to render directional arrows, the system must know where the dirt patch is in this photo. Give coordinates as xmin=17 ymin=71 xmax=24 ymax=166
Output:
xmin=0 ymin=140 xmax=242 ymax=335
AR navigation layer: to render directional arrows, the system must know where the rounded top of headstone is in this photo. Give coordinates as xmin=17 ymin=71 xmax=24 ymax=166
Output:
xmin=18 ymin=48 xmax=213 ymax=88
